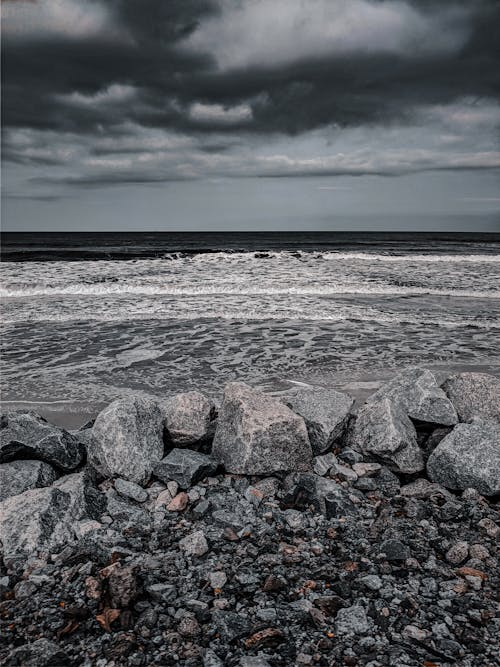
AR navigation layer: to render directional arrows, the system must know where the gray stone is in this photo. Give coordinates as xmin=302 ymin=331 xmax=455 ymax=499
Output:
xmin=5 ymin=638 xmax=70 ymax=666
xmin=154 ymin=448 xmax=218 ymax=488
xmin=285 ymin=473 xmax=357 ymax=517
xmin=442 ymin=372 xmax=500 ymax=422
xmin=0 ymin=411 xmax=85 ymax=471
xmin=114 ymin=477 xmax=148 ymax=503
xmin=379 ymin=539 xmax=410 ymax=562
xmin=351 ymin=398 xmax=424 ymax=474
xmin=91 ymin=396 xmax=164 ymax=484
xmin=179 ymin=529 xmax=209 ymax=557
xmin=212 ymin=610 xmax=252 ymax=641
xmin=426 ymin=417 xmax=500 ymax=496
xmin=0 ymin=459 xmax=58 ymax=501
xmin=239 ymin=658 xmax=271 ymax=667
xmin=212 ymin=382 xmax=312 ymax=474
xmin=359 ymin=575 xmax=383 ymax=591
xmin=162 ymin=390 xmax=216 ymax=446
xmin=204 ymin=649 xmax=224 ymax=667
xmin=368 ymin=367 xmax=458 ymax=425
xmin=313 ymin=452 xmax=338 ymax=476
xmin=285 ymin=387 xmax=354 ymax=454
xmin=0 ymin=470 xmax=105 ymax=558
xmin=445 ymin=541 xmax=469 ymax=565
xmin=336 ymin=605 xmax=371 ymax=635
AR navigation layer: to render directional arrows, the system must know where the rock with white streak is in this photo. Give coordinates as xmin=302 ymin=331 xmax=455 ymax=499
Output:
xmin=351 ymin=398 xmax=424 ymax=474
xmin=91 ymin=396 xmax=164 ymax=485
xmin=285 ymin=387 xmax=354 ymax=454
xmin=0 ymin=459 xmax=58 ymax=501
xmin=212 ymin=382 xmax=312 ymax=474
xmin=367 ymin=367 xmax=457 ymax=426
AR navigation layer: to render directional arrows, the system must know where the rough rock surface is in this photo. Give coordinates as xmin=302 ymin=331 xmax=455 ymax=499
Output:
xmin=0 ymin=470 xmax=106 ymax=558
xmin=350 ymin=398 xmax=424 ymax=473
xmin=427 ymin=417 xmax=500 ymax=496
xmin=91 ymin=396 xmax=164 ymax=484
xmin=154 ymin=448 xmax=218 ymax=489
xmin=368 ymin=367 xmax=458 ymax=425
xmin=442 ymin=372 xmax=500 ymax=422
xmin=0 ymin=459 xmax=58 ymax=502
xmin=212 ymin=382 xmax=312 ymax=474
xmin=162 ymin=391 xmax=216 ymax=446
xmin=0 ymin=411 xmax=85 ymax=471
xmin=285 ymin=387 xmax=354 ymax=454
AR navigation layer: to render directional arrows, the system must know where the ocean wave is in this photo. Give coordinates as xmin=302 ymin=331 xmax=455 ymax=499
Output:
xmin=2 ymin=283 xmax=499 ymax=299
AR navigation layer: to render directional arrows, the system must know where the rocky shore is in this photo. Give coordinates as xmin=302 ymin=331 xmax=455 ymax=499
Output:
xmin=0 ymin=368 xmax=499 ymax=666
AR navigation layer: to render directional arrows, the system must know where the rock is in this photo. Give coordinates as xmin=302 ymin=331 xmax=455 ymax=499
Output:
xmin=209 ymin=571 xmax=227 ymax=589
xmin=368 ymin=367 xmax=458 ymax=425
xmin=442 ymin=372 xmax=500 ymax=422
xmin=204 ymin=649 xmax=224 ymax=667
xmin=313 ymin=452 xmax=338 ymax=476
xmin=108 ymin=564 xmax=138 ymax=608
xmin=114 ymin=477 xmax=148 ymax=503
xmin=179 ymin=530 xmax=209 ymax=557
xmin=0 ymin=411 xmax=85 ymax=471
xmin=167 ymin=491 xmax=189 ymax=512
xmin=285 ymin=473 xmax=357 ymax=517
xmin=0 ymin=470 xmax=105 ymax=558
xmin=352 ymin=462 xmax=381 ymax=477
xmin=379 ymin=539 xmax=410 ymax=562
xmin=445 ymin=542 xmax=469 ymax=565
xmin=212 ymin=382 xmax=312 ymax=474
xmin=0 ymin=459 xmax=58 ymax=501
xmin=350 ymin=398 xmax=424 ymax=474
xmin=154 ymin=448 xmax=218 ymax=489
xmin=91 ymin=396 xmax=164 ymax=484
xmin=359 ymin=575 xmax=383 ymax=591
xmin=335 ymin=605 xmax=371 ymax=635
xmin=285 ymin=387 xmax=354 ymax=454
xmin=4 ymin=638 xmax=70 ymax=666
xmin=162 ymin=391 xmax=215 ymax=446
xmin=212 ymin=610 xmax=252 ymax=641
xmin=426 ymin=418 xmax=500 ymax=496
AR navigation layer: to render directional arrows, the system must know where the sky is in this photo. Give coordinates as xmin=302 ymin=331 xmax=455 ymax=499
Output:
xmin=1 ymin=0 xmax=500 ymax=232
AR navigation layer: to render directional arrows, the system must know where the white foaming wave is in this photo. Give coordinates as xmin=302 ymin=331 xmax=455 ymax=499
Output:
xmin=319 ymin=251 xmax=500 ymax=263
xmin=2 ymin=283 xmax=499 ymax=299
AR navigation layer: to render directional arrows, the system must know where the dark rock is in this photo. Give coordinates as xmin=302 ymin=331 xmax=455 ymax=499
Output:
xmin=162 ymin=390 xmax=216 ymax=446
xmin=212 ymin=382 xmax=312 ymax=474
xmin=91 ymin=396 xmax=164 ymax=484
xmin=367 ymin=367 xmax=458 ymax=425
xmin=0 ymin=411 xmax=84 ymax=471
xmin=379 ymin=539 xmax=410 ymax=562
xmin=427 ymin=417 xmax=500 ymax=496
xmin=114 ymin=477 xmax=148 ymax=502
xmin=212 ymin=610 xmax=252 ymax=641
xmin=4 ymin=638 xmax=70 ymax=666
xmin=350 ymin=398 xmax=424 ymax=473
xmin=154 ymin=448 xmax=218 ymax=488
xmin=285 ymin=387 xmax=354 ymax=454
xmin=442 ymin=372 xmax=500 ymax=422
xmin=0 ymin=459 xmax=58 ymax=501
xmin=108 ymin=564 xmax=138 ymax=608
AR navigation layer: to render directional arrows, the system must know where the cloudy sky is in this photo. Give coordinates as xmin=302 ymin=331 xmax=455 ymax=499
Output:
xmin=2 ymin=0 xmax=499 ymax=231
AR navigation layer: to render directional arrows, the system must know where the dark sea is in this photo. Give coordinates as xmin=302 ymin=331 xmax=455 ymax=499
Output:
xmin=1 ymin=232 xmax=499 ymax=426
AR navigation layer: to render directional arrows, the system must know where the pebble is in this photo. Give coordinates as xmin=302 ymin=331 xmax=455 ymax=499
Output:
xmin=115 ymin=477 xmax=148 ymax=503
xmin=445 ymin=541 xmax=469 ymax=564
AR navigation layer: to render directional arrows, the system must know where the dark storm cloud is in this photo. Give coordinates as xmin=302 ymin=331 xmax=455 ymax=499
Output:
xmin=1 ymin=0 xmax=499 ymax=185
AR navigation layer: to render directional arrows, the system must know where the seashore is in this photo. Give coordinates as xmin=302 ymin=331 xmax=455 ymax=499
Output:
xmin=0 ymin=367 xmax=499 ymax=666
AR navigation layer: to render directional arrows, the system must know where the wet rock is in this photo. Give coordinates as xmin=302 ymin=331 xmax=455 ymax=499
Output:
xmin=0 ymin=459 xmax=58 ymax=501
xmin=285 ymin=387 xmax=354 ymax=454
xmin=0 ymin=470 xmax=105 ymax=558
xmin=0 ymin=411 xmax=85 ymax=471
xmin=351 ymin=398 xmax=424 ymax=473
xmin=162 ymin=390 xmax=216 ymax=446
xmin=154 ymin=448 xmax=218 ymax=489
xmin=427 ymin=417 xmax=500 ymax=496
xmin=212 ymin=382 xmax=312 ymax=474
xmin=91 ymin=396 xmax=164 ymax=484
xmin=336 ymin=605 xmax=371 ymax=635
xmin=4 ymin=638 xmax=70 ymax=666
xmin=114 ymin=477 xmax=148 ymax=502
xmin=367 ymin=367 xmax=458 ymax=425
xmin=442 ymin=372 xmax=500 ymax=422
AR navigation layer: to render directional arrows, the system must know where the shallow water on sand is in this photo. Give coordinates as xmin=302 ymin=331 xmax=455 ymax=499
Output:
xmin=1 ymin=232 xmax=499 ymax=424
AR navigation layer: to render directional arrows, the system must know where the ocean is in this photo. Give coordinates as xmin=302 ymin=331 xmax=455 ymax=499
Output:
xmin=1 ymin=232 xmax=500 ymax=426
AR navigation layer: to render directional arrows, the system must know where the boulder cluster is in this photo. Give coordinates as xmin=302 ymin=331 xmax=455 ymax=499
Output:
xmin=0 ymin=370 xmax=498 ymax=666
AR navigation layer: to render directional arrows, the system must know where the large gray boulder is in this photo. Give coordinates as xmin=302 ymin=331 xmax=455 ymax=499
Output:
xmin=0 ymin=459 xmax=58 ymax=501
xmin=442 ymin=372 xmax=500 ymax=422
xmin=212 ymin=382 xmax=312 ymax=474
xmin=0 ymin=411 xmax=85 ymax=471
xmin=91 ymin=396 xmax=164 ymax=484
xmin=427 ymin=418 xmax=500 ymax=496
xmin=367 ymin=367 xmax=457 ymax=426
xmin=285 ymin=387 xmax=354 ymax=454
xmin=154 ymin=448 xmax=218 ymax=488
xmin=162 ymin=391 xmax=216 ymax=446
xmin=0 ymin=470 xmax=106 ymax=559
xmin=351 ymin=398 xmax=424 ymax=474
